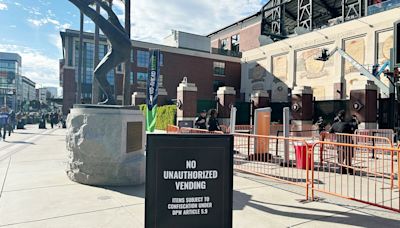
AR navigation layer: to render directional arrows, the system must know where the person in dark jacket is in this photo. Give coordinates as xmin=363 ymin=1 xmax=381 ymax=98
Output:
xmin=195 ymin=110 xmax=207 ymax=129
xmin=8 ymin=110 xmax=15 ymax=133
xmin=315 ymin=116 xmax=326 ymax=133
xmin=0 ymin=107 xmax=10 ymax=141
xmin=207 ymin=109 xmax=221 ymax=132
xmin=329 ymin=113 xmax=357 ymax=174
xmin=333 ymin=110 xmax=345 ymax=123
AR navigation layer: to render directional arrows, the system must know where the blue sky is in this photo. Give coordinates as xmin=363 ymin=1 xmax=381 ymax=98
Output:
xmin=0 ymin=0 xmax=267 ymax=88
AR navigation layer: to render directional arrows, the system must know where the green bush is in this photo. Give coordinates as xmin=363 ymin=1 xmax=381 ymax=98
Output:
xmin=138 ymin=104 xmax=176 ymax=130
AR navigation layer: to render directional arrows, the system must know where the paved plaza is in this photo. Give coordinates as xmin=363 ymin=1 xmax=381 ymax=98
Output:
xmin=0 ymin=125 xmax=399 ymax=227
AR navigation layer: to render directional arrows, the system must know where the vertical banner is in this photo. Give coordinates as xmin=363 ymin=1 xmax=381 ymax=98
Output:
xmin=146 ymin=49 xmax=161 ymax=132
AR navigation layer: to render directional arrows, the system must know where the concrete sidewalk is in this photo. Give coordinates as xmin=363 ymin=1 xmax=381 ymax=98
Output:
xmin=0 ymin=126 xmax=399 ymax=227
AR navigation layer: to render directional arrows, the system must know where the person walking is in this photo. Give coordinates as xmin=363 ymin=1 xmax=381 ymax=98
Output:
xmin=0 ymin=107 xmax=10 ymax=141
xmin=207 ymin=109 xmax=221 ymax=132
xmin=195 ymin=110 xmax=207 ymax=130
xmin=50 ymin=113 xmax=55 ymax=129
xmin=329 ymin=111 xmax=356 ymax=175
xmin=315 ymin=116 xmax=326 ymax=133
xmin=8 ymin=109 xmax=15 ymax=133
xmin=333 ymin=110 xmax=345 ymax=123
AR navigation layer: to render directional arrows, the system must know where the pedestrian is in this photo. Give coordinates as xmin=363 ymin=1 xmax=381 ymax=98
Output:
xmin=195 ymin=110 xmax=207 ymax=129
xmin=39 ymin=113 xmax=47 ymax=129
xmin=329 ymin=111 xmax=356 ymax=175
xmin=207 ymin=109 xmax=221 ymax=132
xmin=0 ymin=107 xmax=10 ymax=141
xmin=50 ymin=112 xmax=55 ymax=129
xmin=8 ymin=109 xmax=15 ymax=133
xmin=350 ymin=115 xmax=359 ymax=132
xmin=315 ymin=116 xmax=326 ymax=133
xmin=333 ymin=110 xmax=345 ymax=123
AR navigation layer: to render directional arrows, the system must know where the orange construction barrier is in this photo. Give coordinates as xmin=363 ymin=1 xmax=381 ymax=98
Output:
xmin=311 ymin=141 xmax=399 ymax=212
xmin=166 ymin=125 xmax=179 ymax=133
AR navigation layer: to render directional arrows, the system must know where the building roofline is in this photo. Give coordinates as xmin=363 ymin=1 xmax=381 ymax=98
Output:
xmin=61 ymin=29 xmax=241 ymax=62
xmin=206 ymin=11 xmax=262 ymax=37
xmin=0 ymin=52 xmax=22 ymax=64
xmin=22 ymin=76 xmax=36 ymax=86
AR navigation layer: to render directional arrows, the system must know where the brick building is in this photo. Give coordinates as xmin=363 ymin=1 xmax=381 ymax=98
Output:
xmin=208 ymin=12 xmax=262 ymax=55
xmin=60 ymin=29 xmax=241 ymax=114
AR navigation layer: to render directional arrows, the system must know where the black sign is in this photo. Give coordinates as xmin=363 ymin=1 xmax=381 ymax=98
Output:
xmin=177 ymin=120 xmax=194 ymax=128
xmin=145 ymin=134 xmax=233 ymax=228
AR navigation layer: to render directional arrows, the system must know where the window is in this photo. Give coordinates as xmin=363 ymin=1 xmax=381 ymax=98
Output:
xmin=213 ymin=80 xmax=225 ymax=92
xmin=137 ymin=72 xmax=148 ymax=81
xmin=131 ymin=49 xmax=134 ymax=63
xmin=220 ymin=39 xmax=228 ymax=50
xmin=137 ymin=50 xmax=164 ymax=67
xmin=130 ymin=72 xmax=134 ymax=84
xmin=107 ymin=71 xmax=114 ymax=85
xmin=137 ymin=50 xmax=149 ymax=67
xmin=159 ymin=75 xmax=163 ymax=87
xmin=160 ymin=53 xmax=164 ymax=66
xmin=231 ymin=34 xmax=240 ymax=53
xmin=117 ymin=63 xmax=123 ymax=72
xmin=213 ymin=62 xmax=225 ymax=76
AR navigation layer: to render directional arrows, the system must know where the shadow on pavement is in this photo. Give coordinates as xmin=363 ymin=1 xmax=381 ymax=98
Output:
xmin=103 ymin=184 xmax=145 ymax=198
xmin=232 ymin=190 xmax=399 ymax=227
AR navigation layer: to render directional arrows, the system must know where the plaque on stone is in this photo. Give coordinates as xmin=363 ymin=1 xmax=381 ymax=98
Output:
xmin=126 ymin=122 xmax=143 ymax=153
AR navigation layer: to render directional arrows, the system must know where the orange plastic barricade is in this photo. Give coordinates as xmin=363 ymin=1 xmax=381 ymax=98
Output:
xmin=179 ymin=127 xmax=224 ymax=134
xmin=166 ymin=125 xmax=179 ymax=133
xmin=233 ymin=133 xmax=313 ymax=200
xmin=355 ymin=129 xmax=395 ymax=144
xmin=311 ymin=141 xmax=399 ymax=212
xmin=234 ymin=125 xmax=253 ymax=133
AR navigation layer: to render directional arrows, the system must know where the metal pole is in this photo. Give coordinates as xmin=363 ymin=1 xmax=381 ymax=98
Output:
xmin=77 ymin=11 xmax=84 ymax=104
xmin=123 ymin=0 xmax=131 ymax=105
xmin=230 ymin=106 xmax=237 ymax=134
xmin=92 ymin=2 xmax=100 ymax=104
xmin=283 ymin=107 xmax=290 ymax=164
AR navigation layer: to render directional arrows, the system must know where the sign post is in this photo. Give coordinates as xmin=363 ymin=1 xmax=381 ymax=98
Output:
xmin=145 ymin=134 xmax=233 ymax=228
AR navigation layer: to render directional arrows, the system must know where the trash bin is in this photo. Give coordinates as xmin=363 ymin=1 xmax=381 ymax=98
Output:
xmin=293 ymin=142 xmax=312 ymax=170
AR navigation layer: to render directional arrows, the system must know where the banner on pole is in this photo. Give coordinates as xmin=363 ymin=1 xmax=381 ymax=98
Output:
xmin=146 ymin=49 xmax=161 ymax=132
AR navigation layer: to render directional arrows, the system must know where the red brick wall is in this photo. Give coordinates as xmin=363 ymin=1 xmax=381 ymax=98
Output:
xmin=239 ymin=23 xmax=261 ymax=52
xmin=130 ymin=48 xmax=241 ymax=104
xmin=62 ymin=48 xmax=241 ymax=113
xmin=210 ymin=22 xmax=261 ymax=52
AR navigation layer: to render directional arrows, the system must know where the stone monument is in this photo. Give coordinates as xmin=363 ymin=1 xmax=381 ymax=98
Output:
xmin=66 ymin=0 xmax=145 ymax=186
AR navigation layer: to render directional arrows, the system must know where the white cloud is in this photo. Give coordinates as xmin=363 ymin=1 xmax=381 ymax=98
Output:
xmin=0 ymin=44 xmax=60 ymax=87
xmin=0 ymin=3 xmax=7 ymax=10
xmin=27 ymin=17 xmax=71 ymax=30
xmin=48 ymin=34 xmax=62 ymax=54
xmin=110 ymin=0 xmax=263 ymax=43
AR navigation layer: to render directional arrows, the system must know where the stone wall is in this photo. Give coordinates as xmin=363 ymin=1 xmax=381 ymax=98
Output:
xmin=241 ymin=8 xmax=400 ymax=101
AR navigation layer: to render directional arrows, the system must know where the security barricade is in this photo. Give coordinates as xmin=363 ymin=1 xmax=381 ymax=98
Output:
xmin=166 ymin=125 xmax=180 ymax=133
xmin=355 ymin=129 xmax=395 ymax=144
xmin=311 ymin=141 xmax=399 ymax=212
xmin=179 ymin=127 xmax=224 ymax=134
xmin=233 ymin=133 xmax=314 ymax=200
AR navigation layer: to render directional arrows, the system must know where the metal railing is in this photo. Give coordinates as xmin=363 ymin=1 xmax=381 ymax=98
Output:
xmin=233 ymin=133 xmax=314 ymax=199
xmin=165 ymin=125 xmax=400 ymax=212
xmin=166 ymin=124 xmax=180 ymax=133
xmin=311 ymin=141 xmax=399 ymax=212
